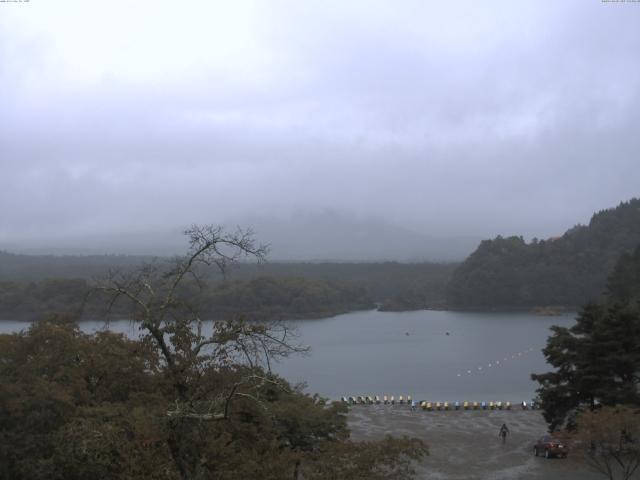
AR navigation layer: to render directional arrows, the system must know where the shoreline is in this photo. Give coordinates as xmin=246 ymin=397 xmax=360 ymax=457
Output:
xmin=0 ymin=305 xmax=578 ymax=324
xmin=378 ymin=305 xmax=577 ymax=316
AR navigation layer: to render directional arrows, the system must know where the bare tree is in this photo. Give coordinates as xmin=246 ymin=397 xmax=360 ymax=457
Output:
xmin=574 ymin=406 xmax=640 ymax=480
xmin=91 ymin=225 xmax=308 ymax=479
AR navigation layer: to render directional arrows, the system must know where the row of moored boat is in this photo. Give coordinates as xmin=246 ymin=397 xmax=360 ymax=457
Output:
xmin=341 ymin=396 xmax=539 ymax=410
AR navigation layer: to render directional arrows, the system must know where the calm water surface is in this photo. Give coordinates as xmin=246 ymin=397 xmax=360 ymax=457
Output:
xmin=275 ymin=309 xmax=575 ymax=403
xmin=1 ymin=309 xmax=575 ymax=403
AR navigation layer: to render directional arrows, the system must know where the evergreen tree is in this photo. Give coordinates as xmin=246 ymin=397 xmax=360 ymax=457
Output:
xmin=532 ymin=246 xmax=640 ymax=430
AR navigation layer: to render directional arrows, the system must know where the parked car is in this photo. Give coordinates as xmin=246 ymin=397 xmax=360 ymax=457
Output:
xmin=533 ymin=435 xmax=569 ymax=458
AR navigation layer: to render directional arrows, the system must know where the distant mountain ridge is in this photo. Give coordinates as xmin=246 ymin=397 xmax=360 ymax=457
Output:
xmin=446 ymin=198 xmax=640 ymax=309
xmin=240 ymin=211 xmax=479 ymax=262
xmin=1 ymin=211 xmax=481 ymax=262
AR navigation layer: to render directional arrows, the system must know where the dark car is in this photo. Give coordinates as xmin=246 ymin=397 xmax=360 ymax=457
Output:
xmin=533 ymin=435 xmax=569 ymax=458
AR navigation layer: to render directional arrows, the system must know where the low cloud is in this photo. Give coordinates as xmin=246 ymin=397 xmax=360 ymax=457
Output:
xmin=1 ymin=0 xmax=638 ymax=249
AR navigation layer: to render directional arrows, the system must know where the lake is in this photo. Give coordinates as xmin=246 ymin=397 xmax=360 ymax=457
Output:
xmin=0 ymin=309 xmax=575 ymax=403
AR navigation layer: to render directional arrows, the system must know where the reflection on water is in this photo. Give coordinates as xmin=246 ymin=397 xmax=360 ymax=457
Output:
xmin=0 ymin=309 xmax=575 ymax=402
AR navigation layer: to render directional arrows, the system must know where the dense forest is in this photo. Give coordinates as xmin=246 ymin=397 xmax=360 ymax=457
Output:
xmin=0 ymin=276 xmax=374 ymax=322
xmin=230 ymin=262 xmax=456 ymax=308
xmin=0 ymin=251 xmax=149 ymax=281
xmin=0 ymin=253 xmax=456 ymax=320
xmin=606 ymin=244 xmax=640 ymax=305
xmin=447 ymin=198 xmax=640 ymax=309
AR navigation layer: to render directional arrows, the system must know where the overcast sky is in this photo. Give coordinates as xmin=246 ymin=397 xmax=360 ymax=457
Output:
xmin=1 ymin=0 xmax=639 ymax=249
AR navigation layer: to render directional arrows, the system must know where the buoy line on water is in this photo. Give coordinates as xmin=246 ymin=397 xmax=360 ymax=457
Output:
xmin=456 ymin=347 xmax=536 ymax=378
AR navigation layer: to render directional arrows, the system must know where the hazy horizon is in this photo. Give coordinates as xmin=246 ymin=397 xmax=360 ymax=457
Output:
xmin=1 ymin=197 xmax=634 ymax=260
xmin=2 ymin=1 xmax=639 ymax=255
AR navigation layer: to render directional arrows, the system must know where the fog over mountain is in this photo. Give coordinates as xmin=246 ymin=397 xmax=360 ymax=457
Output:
xmin=240 ymin=211 xmax=481 ymax=261
xmin=4 ymin=210 xmax=481 ymax=261
xmin=1 ymin=1 xmax=639 ymax=256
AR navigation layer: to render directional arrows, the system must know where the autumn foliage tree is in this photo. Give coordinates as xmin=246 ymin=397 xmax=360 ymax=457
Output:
xmin=573 ymin=406 xmax=640 ymax=480
xmin=0 ymin=225 xmax=427 ymax=480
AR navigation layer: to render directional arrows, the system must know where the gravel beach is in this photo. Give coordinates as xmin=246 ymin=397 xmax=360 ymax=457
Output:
xmin=348 ymin=405 xmax=608 ymax=480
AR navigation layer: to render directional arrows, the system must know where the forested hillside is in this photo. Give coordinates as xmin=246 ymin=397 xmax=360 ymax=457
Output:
xmin=447 ymin=198 xmax=640 ymax=309
xmin=606 ymin=243 xmax=640 ymax=305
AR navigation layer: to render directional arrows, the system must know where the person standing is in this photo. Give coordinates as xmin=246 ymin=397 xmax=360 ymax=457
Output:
xmin=499 ymin=423 xmax=510 ymax=443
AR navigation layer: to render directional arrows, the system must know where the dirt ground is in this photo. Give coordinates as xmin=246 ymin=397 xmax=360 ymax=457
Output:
xmin=347 ymin=405 xmax=612 ymax=480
